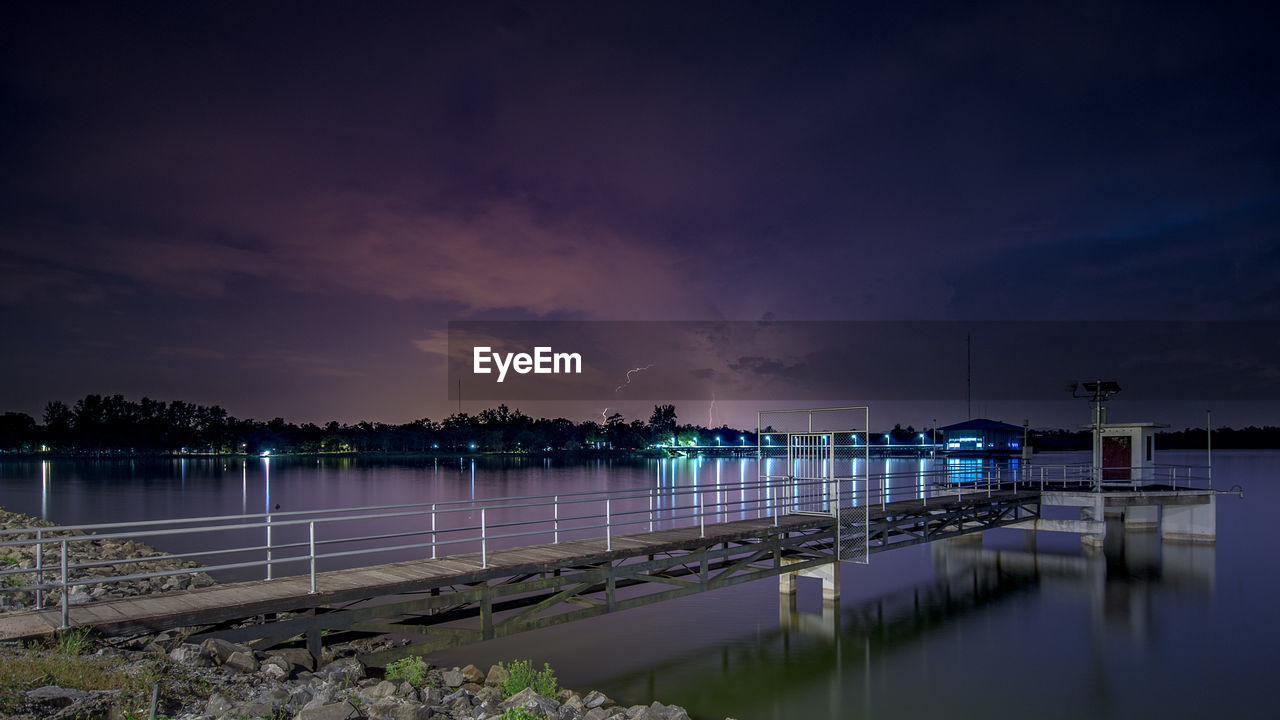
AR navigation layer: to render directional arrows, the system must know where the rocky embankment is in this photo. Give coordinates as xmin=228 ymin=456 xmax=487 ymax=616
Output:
xmin=14 ymin=635 xmax=703 ymax=720
xmin=0 ymin=507 xmax=215 ymax=611
xmin=1 ymin=507 xmax=713 ymax=720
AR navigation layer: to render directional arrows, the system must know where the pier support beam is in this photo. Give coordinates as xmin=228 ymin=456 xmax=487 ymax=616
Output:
xmin=1161 ymin=496 xmax=1216 ymax=543
xmin=1123 ymin=505 xmax=1159 ymax=530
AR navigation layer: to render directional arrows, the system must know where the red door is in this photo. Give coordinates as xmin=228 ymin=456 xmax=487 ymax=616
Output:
xmin=1102 ymin=436 xmax=1131 ymax=480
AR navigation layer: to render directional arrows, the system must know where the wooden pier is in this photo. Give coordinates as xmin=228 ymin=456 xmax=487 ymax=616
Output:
xmin=0 ymin=489 xmax=1041 ymax=666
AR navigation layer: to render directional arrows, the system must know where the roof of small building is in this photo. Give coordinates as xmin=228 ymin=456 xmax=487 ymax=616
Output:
xmin=938 ymin=418 xmax=1024 ymax=433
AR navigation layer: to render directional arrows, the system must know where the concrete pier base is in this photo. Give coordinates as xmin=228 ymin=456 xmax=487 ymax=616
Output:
xmin=780 ymin=559 xmax=841 ymax=602
xmin=1123 ymin=505 xmax=1159 ymax=530
xmin=1161 ymin=496 xmax=1216 ymax=543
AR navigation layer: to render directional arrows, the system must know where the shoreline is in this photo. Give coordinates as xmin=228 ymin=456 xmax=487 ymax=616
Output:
xmin=1 ymin=507 xmax=711 ymax=720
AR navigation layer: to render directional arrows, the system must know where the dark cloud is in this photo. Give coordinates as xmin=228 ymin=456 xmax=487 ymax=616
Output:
xmin=1 ymin=1 xmax=1277 ymax=424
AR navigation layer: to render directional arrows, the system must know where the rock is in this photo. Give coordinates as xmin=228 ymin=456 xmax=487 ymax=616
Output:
xmin=168 ymin=643 xmax=213 ymax=667
xmin=296 ymin=700 xmax=362 ymax=720
xmin=360 ymin=679 xmax=399 ymax=700
xmin=318 ymin=656 xmax=366 ymax=684
xmin=562 ymin=695 xmax=586 ymax=715
xmin=206 ymin=692 xmax=234 ymax=716
xmin=394 ymin=680 xmax=419 ymax=699
xmin=665 ymin=706 xmax=691 ymax=720
xmin=236 ymin=687 xmax=291 ymax=717
xmin=583 ymin=690 xmax=612 ymax=709
xmin=200 ymin=637 xmax=250 ymax=664
xmin=474 ymin=685 xmax=502 ymax=705
xmin=225 ymin=649 xmax=260 ymax=673
xmin=286 ymin=686 xmax=316 ymax=712
xmin=485 ymin=663 xmax=510 ymax=687
xmin=419 ymin=686 xmax=444 ymax=705
xmin=262 ymin=661 xmax=291 ymax=680
xmin=366 ymin=696 xmax=433 ymax=720
xmin=501 ymin=686 xmax=561 ymax=719
xmin=440 ymin=669 xmax=466 ymax=688
xmin=275 ymin=647 xmax=317 ymax=671
xmin=583 ymin=708 xmax=611 ymax=720
xmin=625 ymin=704 xmax=662 ymax=720
xmin=24 ymin=685 xmax=94 ymax=708
xmin=460 ymin=663 xmax=485 ymax=684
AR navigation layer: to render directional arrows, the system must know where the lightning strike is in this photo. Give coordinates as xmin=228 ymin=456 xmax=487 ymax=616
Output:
xmin=615 ymin=364 xmax=655 ymax=394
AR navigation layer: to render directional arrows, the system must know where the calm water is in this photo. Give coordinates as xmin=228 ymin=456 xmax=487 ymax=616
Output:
xmin=1 ymin=450 xmax=1274 ymax=720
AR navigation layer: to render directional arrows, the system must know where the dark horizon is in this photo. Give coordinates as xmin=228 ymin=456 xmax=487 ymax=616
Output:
xmin=3 ymin=2 xmax=1278 ymax=428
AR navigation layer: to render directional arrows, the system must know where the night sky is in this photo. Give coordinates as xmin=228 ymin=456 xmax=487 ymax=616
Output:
xmin=2 ymin=1 xmax=1278 ymax=428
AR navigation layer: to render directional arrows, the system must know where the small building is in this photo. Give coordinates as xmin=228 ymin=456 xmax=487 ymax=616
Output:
xmin=1084 ymin=422 xmax=1169 ymax=480
xmin=939 ymin=418 xmax=1024 ymax=454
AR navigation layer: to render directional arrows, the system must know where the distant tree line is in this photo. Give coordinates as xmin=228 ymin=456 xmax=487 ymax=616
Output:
xmin=0 ymin=396 xmax=757 ymax=456
xmin=1 ymin=395 xmax=1275 ymax=455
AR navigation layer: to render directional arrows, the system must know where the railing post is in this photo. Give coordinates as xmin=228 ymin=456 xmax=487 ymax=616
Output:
xmin=266 ymin=513 xmax=273 ymax=581
xmin=554 ymin=495 xmax=560 ymax=544
xmin=481 ymin=508 xmax=487 ymax=568
xmin=648 ymin=488 xmax=654 ymax=532
xmin=606 ymin=499 xmax=612 ymax=551
xmin=308 ymin=521 xmax=316 ymax=595
xmin=60 ymin=539 xmax=68 ymax=630
xmin=431 ymin=504 xmax=437 ymax=559
xmin=34 ymin=529 xmax=43 ymax=611
xmin=699 ymin=487 xmax=705 ymax=538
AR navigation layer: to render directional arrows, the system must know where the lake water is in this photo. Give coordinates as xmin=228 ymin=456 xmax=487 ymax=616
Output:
xmin=0 ymin=450 xmax=1274 ymax=720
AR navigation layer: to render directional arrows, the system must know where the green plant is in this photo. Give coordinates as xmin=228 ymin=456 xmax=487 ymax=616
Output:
xmin=2 ymin=574 xmax=23 ymax=587
xmin=52 ymin=627 xmax=93 ymax=656
xmin=0 ymin=555 xmax=20 ymax=566
xmin=502 ymin=708 xmax=538 ymax=720
xmin=497 ymin=659 xmax=558 ymax=699
xmin=385 ymin=655 xmax=429 ymax=687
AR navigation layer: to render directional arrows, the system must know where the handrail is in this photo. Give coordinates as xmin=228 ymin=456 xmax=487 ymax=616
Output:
xmin=0 ymin=461 xmax=1215 ymax=630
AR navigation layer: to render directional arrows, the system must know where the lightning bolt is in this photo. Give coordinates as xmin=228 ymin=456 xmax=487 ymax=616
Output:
xmin=615 ymin=364 xmax=654 ymax=394
xmin=600 ymin=407 xmax=609 ymax=424
xmin=708 ymin=391 xmax=716 ymax=427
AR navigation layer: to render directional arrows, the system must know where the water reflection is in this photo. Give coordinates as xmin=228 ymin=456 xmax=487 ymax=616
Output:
xmin=602 ymin=522 xmax=1215 ymax=720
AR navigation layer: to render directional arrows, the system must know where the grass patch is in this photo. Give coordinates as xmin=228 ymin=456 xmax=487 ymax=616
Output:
xmin=497 ymin=659 xmax=558 ymax=699
xmin=52 ymin=627 xmax=94 ymax=655
xmin=0 ymin=555 xmax=20 ymax=566
xmin=384 ymin=655 xmax=430 ymax=687
xmin=0 ymin=648 xmax=159 ymax=715
xmin=503 ymin=708 xmax=539 ymax=720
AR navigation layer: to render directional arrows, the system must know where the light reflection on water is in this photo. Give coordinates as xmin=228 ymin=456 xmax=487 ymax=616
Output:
xmin=0 ymin=450 xmax=1273 ymax=719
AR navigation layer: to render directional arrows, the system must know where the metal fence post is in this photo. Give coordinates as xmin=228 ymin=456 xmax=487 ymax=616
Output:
xmin=60 ymin=539 xmax=68 ymax=630
xmin=265 ymin=513 xmax=273 ymax=581
xmin=34 ymin=528 xmax=43 ymax=610
xmin=480 ymin=508 xmax=487 ymax=568
xmin=431 ymin=504 xmax=437 ymax=559
xmin=606 ymin=499 xmax=612 ymax=551
xmin=308 ymin=521 xmax=316 ymax=594
xmin=554 ymin=496 xmax=559 ymax=544
xmin=648 ymin=488 xmax=654 ymax=532
xmin=699 ymin=487 xmax=705 ymax=538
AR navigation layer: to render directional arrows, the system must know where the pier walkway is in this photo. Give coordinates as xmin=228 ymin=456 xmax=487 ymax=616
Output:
xmin=0 ymin=463 xmax=1220 ymax=666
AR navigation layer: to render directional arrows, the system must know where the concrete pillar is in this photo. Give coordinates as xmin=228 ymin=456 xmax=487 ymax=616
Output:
xmin=1161 ymin=497 xmax=1216 ymax=543
xmin=779 ymin=559 xmax=841 ymax=602
xmin=1080 ymin=494 xmax=1106 ymax=550
xmin=779 ymin=571 xmax=797 ymax=595
xmin=1123 ymin=505 xmax=1159 ymax=530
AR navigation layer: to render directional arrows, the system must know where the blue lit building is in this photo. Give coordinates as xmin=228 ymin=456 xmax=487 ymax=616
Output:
xmin=938 ymin=418 xmax=1024 ymax=455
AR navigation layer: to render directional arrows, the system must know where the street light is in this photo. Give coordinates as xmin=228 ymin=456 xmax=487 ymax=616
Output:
xmin=740 ymin=435 xmax=746 ymax=446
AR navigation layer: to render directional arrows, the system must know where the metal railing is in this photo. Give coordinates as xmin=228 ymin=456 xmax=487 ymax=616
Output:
xmin=0 ymin=461 xmax=1214 ymax=629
